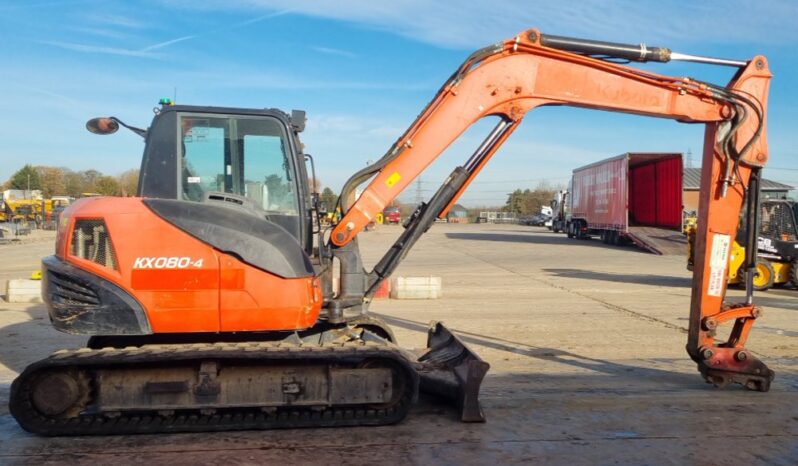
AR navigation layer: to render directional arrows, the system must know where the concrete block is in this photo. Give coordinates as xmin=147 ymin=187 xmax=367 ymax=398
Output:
xmin=6 ymin=279 xmax=43 ymax=303
xmin=332 ymin=277 xmax=390 ymax=298
xmin=389 ymin=276 xmax=442 ymax=300
xmin=372 ymin=280 xmax=390 ymax=299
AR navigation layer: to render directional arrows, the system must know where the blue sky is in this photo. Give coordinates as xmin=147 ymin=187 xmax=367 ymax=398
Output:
xmin=0 ymin=0 xmax=796 ymax=206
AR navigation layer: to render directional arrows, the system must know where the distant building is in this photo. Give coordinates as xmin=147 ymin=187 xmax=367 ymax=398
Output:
xmin=682 ymin=167 xmax=793 ymax=212
xmin=446 ymin=204 xmax=469 ymax=223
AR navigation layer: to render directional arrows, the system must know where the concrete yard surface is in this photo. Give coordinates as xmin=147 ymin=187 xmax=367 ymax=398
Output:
xmin=0 ymin=224 xmax=796 ymax=465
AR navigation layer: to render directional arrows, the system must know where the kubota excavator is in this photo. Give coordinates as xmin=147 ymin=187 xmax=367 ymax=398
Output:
xmin=11 ymin=28 xmax=773 ymax=436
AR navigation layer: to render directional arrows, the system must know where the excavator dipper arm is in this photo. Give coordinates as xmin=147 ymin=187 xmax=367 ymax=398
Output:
xmin=331 ymin=29 xmax=773 ymax=390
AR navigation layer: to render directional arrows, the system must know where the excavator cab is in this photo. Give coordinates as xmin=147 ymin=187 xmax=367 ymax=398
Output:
xmin=136 ymin=104 xmax=314 ymax=252
xmin=88 ymin=103 xmax=315 ymax=249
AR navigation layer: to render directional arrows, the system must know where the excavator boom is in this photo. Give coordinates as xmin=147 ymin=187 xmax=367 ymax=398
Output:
xmin=331 ymin=29 xmax=772 ymax=390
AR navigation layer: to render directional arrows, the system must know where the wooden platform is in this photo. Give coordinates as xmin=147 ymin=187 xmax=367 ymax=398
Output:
xmin=627 ymin=226 xmax=687 ymax=255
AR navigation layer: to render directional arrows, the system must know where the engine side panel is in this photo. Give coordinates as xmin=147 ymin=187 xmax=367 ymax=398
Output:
xmin=55 ymin=197 xmax=322 ymax=334
xmin=220 ymin=254 xmax=321 ymax=332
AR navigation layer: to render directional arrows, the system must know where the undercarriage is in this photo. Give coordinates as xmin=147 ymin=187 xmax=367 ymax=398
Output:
xmin=10 ymin=320 xmax=488 ymax=436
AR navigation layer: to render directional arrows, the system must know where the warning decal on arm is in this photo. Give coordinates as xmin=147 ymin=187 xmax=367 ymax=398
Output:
xmin=707 ymin=233 xmax=731 ymax=297
xmin=385 ymin=172 xmax=402 ymax=188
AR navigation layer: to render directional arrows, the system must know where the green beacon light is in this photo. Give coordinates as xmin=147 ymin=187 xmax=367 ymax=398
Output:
xmin=159 ymin=97 xmax=174 ymax=106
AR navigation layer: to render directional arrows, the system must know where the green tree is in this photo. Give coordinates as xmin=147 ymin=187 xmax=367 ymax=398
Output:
xmin=117 ymin=169 xmax=139 ymax=196
xmin=503 ymin=181 xmax=560 ymax=216
xmin=504 ymin=189 xmax=524 ymax=214
xmin=36 ymin=166 xmax=67 ymax=198
xmin=64 ymin=171 xmax=84 ymax=197
xmin=319 ymin=187 xmax=337 ymax=212
xmin=80 ymin=169 xmax=103 ymax=193
xmin=95 ymin=176 xmax=121 ymax=196
xmin=8 ymin=165 xmax=42 ymax=191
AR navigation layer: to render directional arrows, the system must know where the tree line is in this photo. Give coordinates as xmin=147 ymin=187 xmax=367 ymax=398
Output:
xmin=1 ymin=165 xmax=139 ymax=198
xmin=2 ymin=164 xmax=559 ymax=217
xmin=503 ymin=182 xmax=561 ymax=216
xmin=317 ymin=182 xmax=561 ymax=219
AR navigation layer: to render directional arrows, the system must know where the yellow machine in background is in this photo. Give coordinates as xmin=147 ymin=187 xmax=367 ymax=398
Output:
xmin=2 ymin=189 xmax=45 ymax=223
xmin=682 ymin=210 xmax=697 ymax=235
xmin=687 ymin=226 xmax=793 ymax=291
xmin=3 ymin=199 xmax=43 ymax=223
xmin=1 ymin=191 xmax=72 ymax=226
xmin=725 ymin=240 xmax=791 ymax=290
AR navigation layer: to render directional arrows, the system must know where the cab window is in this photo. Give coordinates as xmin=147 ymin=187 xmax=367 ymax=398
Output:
xmin=180 ymin=114 xmax=298 ymax=215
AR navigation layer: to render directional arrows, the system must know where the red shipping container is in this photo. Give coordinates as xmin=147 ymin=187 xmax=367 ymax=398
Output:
xmin=630 ymin=163 xmax=656 ymax=225
xmin=571 ymin=156 xmax=628 ymax=230
xmin=571 ymin=153 xmax=682 ymax=232
xmin=654 ymin=157 xmax=682 ymax=228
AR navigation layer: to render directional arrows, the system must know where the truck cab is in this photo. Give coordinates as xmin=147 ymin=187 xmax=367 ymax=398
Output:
xmin=549 ymin=190 xmax=569 ymax=233
xmin=383 ymin=206 xmax=401 ymax=224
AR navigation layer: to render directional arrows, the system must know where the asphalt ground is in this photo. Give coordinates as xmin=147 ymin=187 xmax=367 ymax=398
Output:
xmin=0 ymin=223 xmax=795 ymax=465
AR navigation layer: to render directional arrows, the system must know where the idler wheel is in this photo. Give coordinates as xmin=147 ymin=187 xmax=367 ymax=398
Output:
xmin=31 ymin=372 xmax=82 ymax=416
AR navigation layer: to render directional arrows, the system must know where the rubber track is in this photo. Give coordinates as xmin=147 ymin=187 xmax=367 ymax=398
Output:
xmin=10 ymin=340 xmax=419 ymax=436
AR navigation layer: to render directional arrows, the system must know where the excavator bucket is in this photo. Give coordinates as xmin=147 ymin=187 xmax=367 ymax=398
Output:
xmin=416 ymin=322 xmax=490 ymax=422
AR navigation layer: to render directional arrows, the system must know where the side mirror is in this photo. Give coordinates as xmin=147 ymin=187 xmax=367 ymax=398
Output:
xmin=86 ymin=117 xmax=119 ymax=135
xmin=86 ymin=116 xmax=147 ymax=138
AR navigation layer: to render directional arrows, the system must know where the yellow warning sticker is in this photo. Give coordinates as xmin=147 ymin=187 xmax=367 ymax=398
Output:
xmin=385 ymin=172 xmax=401 ymax=188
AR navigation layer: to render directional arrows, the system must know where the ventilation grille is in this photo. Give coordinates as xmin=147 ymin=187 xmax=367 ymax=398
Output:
xmin=48 ymin=270 xmax=100 ymax=307
xmin=760 ymin=203 xmax=797 ymax=242
xmin=70 ymin=219 xmax=118 ymax=270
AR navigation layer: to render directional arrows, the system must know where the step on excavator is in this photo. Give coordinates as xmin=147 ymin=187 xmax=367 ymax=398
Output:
xmin=11 ymin=28 xmax=774 ymax=435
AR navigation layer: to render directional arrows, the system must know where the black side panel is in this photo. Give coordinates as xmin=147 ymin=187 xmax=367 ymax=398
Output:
xmin=144 ymin=199 xmax=314 ymax=278
xmin=43 ymin=256 xmax=151 ymax=335
xmin=769 ymin=239 xmax=798 ymax=261
xmin=138 ymin=110 xmax=178 ymax=198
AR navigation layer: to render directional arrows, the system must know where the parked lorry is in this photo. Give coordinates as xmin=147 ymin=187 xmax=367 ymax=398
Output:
xmin=549 ymin=189 xmax=568 ymax=233
xmin=383 ymin=205 xmax=402 ymax=224
xmin=566 ymin=152 xmax=684 ymax=254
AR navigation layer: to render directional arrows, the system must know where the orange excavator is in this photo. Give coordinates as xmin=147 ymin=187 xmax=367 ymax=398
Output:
xmin=11 ymin=28 xmax=773 ymax=435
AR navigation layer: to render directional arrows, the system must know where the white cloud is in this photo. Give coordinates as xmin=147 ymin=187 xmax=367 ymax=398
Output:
xmin=2 ymin=81 xmax=81 ymax=107
xmin=312 ymin=46 xmax=358 ymax=59
xmin=69 ymin=27 xmax=131 ymax=40
xmin=84 ymin=12 xmax=149 ymax=29
xmin=39 ymin=40 xmax=158 ymax=58
xmin=136 ymin=9 xmax=291 ymax=53
xmin=141 ymin=35 xmax=198 ymax=52
xmin=306 ymin=114 xmax=365 ymax=132
xmin=180 ymin=68 xmax=430 ymax=91
xmin=367 ymin=125 xmax=405 ymax=137
xmin=160 ymin=0 xmax=798 ymax=48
